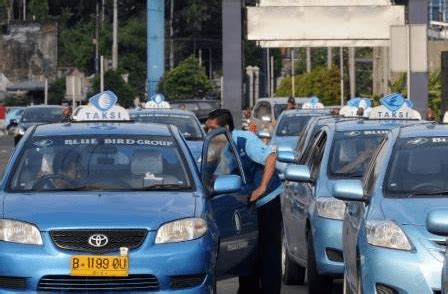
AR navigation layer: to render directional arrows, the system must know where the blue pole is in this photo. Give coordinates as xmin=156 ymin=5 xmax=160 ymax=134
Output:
xmin=147 ymin=0 xmax=165 ymax=99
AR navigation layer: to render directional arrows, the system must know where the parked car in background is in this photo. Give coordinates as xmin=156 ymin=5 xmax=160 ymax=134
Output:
xmin=248 ymin=97 xmax=311 ymax=135
xmin=11 ymin=105 xmax=65 ymax=144
xmin=129 ymin=108 xmax=205 ymax=164
xmin=170 ymin=99 xmax=221 ymax=123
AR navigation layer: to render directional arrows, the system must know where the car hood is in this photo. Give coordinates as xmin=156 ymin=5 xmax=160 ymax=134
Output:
xmin=186 ymin=140 xmax=203 ymax=161
xmin=271 ymin=136 xmax=299 ymax=151
xmin=3 ymin=192 xmax=198 ymax=231
xmin=380 ymin=197 xmax=448 ymax=225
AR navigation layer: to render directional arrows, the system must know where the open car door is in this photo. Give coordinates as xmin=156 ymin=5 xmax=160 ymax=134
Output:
xmin=201 ymin=128 xmax=258 ymax=278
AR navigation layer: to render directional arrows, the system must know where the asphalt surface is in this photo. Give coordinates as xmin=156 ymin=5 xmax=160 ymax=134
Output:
xmin=0 ymin=134 xmax=342 ymax=293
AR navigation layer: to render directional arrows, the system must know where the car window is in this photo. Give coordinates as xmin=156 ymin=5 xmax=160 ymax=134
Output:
xmin=8 ymin=135 xmax=192 ymax=192
xmin=364 ymin=137 xmax=389 ymax=197
xmin=328 ymin=131 xmax=386 ymax=178
xmin=131 ymin=113 xmax=204 ymax=140
xmin=273 ymin=104 xmax=287 ymax=119
xmin=22 ymin=107 xmax=63 ymax=123
xmin=308 ymin=131 xmax=327 ymax=179
xmin=276 ymin=115 xmax=313 ymax=136
xmin=384 ymin=137 xmax=448 ymax=197
xmin=253 ymin=102 xmax=271 ymax=119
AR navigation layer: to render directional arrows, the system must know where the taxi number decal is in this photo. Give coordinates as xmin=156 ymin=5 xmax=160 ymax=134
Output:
xmin=363 ymin=130 xmax=389 ymax=135
xmin=71 ymin=256 xmax=128 ymax=277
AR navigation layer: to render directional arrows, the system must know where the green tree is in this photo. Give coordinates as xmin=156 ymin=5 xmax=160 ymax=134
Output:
xmin=428 ymin=71 xmax=441 ymax=120
xmin=29 ymin=0 xmax=48 ymax=22
xmin=276 ymin=66 xmax=341 ymax=105
xmin=158 ymin=56 xmax=213 ymax=100
xmin=48 ymin=78 xmax=66 ymax=105
xmin=90 ymin=71 xmax=137 ymax=108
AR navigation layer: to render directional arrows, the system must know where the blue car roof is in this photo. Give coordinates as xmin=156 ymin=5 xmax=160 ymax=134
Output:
xmin=31 ymin=122 xmax=173 ymax=137
xmin=398 ymin=123 xmax=448 ymax=138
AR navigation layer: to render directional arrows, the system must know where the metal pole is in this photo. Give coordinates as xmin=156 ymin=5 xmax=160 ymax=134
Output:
xmin=100 ymin=55 xmax=104 ymax=92
xmin=169 ymin=0 xmax=175 ymax=70
xmin=209 ymin=48 xmax=213 ymax=80
xmin=247 ymin=66 xmax=254 ymax=109
xmin=44 ymin=78 xmax=48 ymax=105
xmin=327 ymin=47 xmax=333 ymax=69
xmin=23 ymin=0 xmax=26 ymax=20
xmin=349 ymin=47 xmax=356 ymax=98
xmin=306 ymin=47 xmax=311 ymax=73
xmin=266 ymin=48 xmax=270 ymax=96
xmin=406 ymin=24 xmax=411 ymax=99
xmin=291 ymin=49 xmax=295 ymax=97
xmin=72 ymin=77 xmax=76 ymax=109
xmin=95 ymin=2 xmax=99 ymax=73
xmin=254 ymin=66 xmax=260 ymax=103
xmin=270 ymin=55 xmax=274 ymax=96
xmin=340 ymin=47 xmax=344 ymax=106
xmin=112 ymin=0 xmax=118 ymax=71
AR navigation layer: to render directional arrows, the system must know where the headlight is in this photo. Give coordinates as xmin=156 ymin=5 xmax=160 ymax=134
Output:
xmin=366 ymin=220 xmax=411 ymax=251
xmin=316 ymin=197 xmax=346 ymax=220
xmin=155 ymin=218 xmax=207 ymax=244
xmin=0 ymin=219 xmax=42 ymax=245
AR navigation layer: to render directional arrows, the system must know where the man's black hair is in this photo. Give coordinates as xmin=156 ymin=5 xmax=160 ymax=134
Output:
xmin=207 ymin=108 xmax=235 ymax=131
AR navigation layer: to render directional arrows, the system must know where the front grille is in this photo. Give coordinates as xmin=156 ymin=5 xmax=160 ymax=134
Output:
xmin=171 ymin=274 xmax=205 ymax=289
xmin=37 ymin=275 xmax=159 ymax=292
xmin=50 ymin=230 xmax=148 ymax=254
xmin=0 ymin=277 xmax=26 ymax=290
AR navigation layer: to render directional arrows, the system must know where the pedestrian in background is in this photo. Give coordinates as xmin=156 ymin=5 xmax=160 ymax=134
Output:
xmin=287 ymin=96 xmax=296 ymax=110
xmin=61 ymin=106 xmax=72 ymax=122
xmin=206 ymin=109 xmax=283 ymax=294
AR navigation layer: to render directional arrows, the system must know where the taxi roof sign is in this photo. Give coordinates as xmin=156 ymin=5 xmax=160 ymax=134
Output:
xmin=368 ymin=93 xmax=421 ymax=120
xmin=340 ymin=97 xmax=372 ymax=117
xmin=144 ymin=93 xmax=170 ymax=109
xmin=75 ymin=91 xmax=130 ymax=121
xmin=302 ymin=96 xmax=324 ymax=109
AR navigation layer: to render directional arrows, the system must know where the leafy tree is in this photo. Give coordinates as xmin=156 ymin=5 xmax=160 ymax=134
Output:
xmin=90 ymin=70 xmax=137 ymax=108
xmin=48 ymin=78 xmax=66 ymax=104
xmin=29 ymin=0 xmax=48 ymax=22
xmin=276 ymin=66 xmax=340 ymax=105
xmin=158 ymin=56 xmax=213 ymax=100
xmin=428 ymin=71 xmax=441 ymax=120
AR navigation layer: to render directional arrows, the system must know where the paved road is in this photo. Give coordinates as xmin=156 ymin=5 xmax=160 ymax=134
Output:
xmin=0 ymin=135 xmax=342 ymax=293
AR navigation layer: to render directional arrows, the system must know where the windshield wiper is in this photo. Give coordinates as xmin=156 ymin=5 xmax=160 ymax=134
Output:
xmin=131 ymin=184 xmax=191 ymax=191
xmin=408 ymin=190 xmax=448 ymax=198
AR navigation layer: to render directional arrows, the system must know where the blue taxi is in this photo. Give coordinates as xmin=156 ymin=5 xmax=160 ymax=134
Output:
xmin=129 ymin=106 xmax=205 ymax=164
xmin=0 ymin=91 xmax=257 ymax=293
xmin=427 ymin=209 xmax=448 ymax=294
xmin=278 ymin=95 xmax=423 ymax=293
xmin=333 ymin=123 xmax=448 ymax=294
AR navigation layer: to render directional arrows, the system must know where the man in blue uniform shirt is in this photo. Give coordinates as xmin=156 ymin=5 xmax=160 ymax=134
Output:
xmin=206 ymin=109 xmax=283 ymax=294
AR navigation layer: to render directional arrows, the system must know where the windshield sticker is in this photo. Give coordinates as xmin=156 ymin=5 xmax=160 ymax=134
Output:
xmin=363 ymin=130 xmax=389 ymax=135
xmin=135 ymin=113 xmax=190 ymax=119
xmin=407 ymin=138 xmax=429 ymax=145
xmin=432 ymin=137 xmax=448 ymax=143
xmin=63 ymin=138 xmax=174 ymax=146
xmin=33 ymin=139 xmax=54 ymax=147
xmin=344 ymin=131 xmax=361 ymax=137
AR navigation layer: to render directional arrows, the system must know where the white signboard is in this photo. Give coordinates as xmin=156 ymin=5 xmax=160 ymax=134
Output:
xmin=247 ymin=6 xmax=405 ymax=45
xmin=390 ymin=25 xmax=428 ymax=72
xmin=259 ymin=0 xmax=391 ymax=6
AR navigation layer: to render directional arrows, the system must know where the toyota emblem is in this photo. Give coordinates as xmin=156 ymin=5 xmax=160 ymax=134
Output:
xmin=88 ymin=234 xmax=109 ymax=247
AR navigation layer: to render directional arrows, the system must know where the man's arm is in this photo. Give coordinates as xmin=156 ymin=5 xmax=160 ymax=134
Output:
xmin=250 ymin=152 xmax=277 ymax=202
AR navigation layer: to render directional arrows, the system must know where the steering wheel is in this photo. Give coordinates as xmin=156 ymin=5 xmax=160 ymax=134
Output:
xmin=32 ymin=174 xmax=77 ymax=190
xmin=411 ymin=183 xmax=442 ymax=191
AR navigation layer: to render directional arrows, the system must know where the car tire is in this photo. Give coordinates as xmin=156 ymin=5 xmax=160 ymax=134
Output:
xmin=281 ymin=231 xmax=305 ymax=285
xmin=307 ymin=233 xmax=333 ymax=294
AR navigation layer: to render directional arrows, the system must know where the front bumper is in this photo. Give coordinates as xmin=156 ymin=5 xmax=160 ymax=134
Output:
xmin=310 ymin=215 xmax=344 ymax=276
xmin=0 ymin=231 xmax=217 ymax=292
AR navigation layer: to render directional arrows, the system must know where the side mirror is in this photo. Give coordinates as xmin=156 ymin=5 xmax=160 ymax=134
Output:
xmin=284 ymin=164 xmax=313 ymax=183
xmin=277 ymin=151 xmax=296 ymax=163
xmin=332 ymin=180 xmax=365 ymax=202
xmin=213 ymin=175 xmax=241 ymax=194
xmin=257 ymin=129 xmax=271 ymax=140
xmin=261 ymin=115 xmax=271 ymax=122
xmin=427 ymin=209 xmax=448 ymax=236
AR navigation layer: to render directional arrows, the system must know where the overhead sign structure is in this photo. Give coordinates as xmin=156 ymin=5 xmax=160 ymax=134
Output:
xmin=247 ymin=6 xmax=405 ymax=47
xmin=259 ymin=0 xmax=390 ymax=6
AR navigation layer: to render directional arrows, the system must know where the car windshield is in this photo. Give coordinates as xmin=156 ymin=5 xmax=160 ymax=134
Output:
xmin=21 ymin=107 xmax=63 ymax=123
xmin=385 ymin=137 xmax=448 ymax=197
xmin=131 ymin=113 xmax=204 ymax=140
xmin=276 ymin=115 xmax=313 ymax=136
xmin=328 ymin=130 xmax=387 ymax=178
xmin=273 ymin=104 xmax=287 ymax=119
xmin=8 ymin=135 xmax=192 ymax=192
